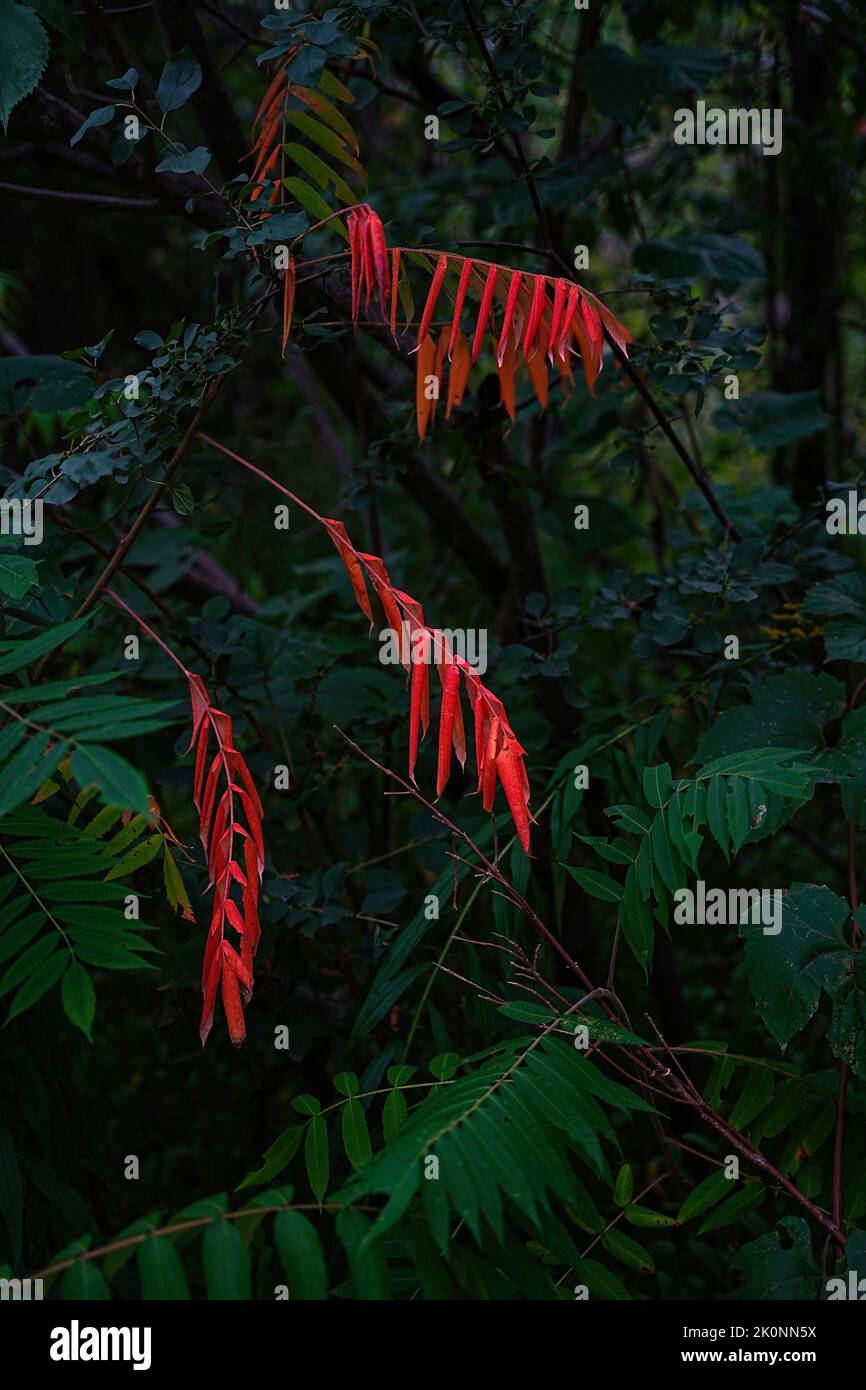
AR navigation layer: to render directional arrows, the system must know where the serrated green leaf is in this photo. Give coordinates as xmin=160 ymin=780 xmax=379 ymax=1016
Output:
xmin=138 ymin=1236 xmax=189 ymax=1299
xmin=202 ymin=1219 xmax=251 ymax=1299
xmin=61 ymin=958 xmax=95 ymax=1040
xmin=304 ymin=1114 xmax=329 ymax=1203
xmin=273 ymin=1209 xmax=327 ymax=1299
xmin=697 ymin=1183 xmax=764 ymax=1234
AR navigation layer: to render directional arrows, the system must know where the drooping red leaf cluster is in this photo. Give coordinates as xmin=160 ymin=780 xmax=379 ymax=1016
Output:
xmin=245 ymin=52 xmax=298 ymax=207
xmin=185 ymin=672 xmax=265 ymax=1047
xmin=323 ymin=519 xmax=533 ymax=852
xmin=105 ymin=589 xmax=266 ymax=1048
xmin=197 ymin=438 xmax=535 ymax=853
xmin=339 ymin=204 xmax=631 ymax=438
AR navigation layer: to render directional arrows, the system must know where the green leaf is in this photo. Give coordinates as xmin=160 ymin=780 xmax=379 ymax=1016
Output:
xmin=731 ymin=1218 xmax=821 ymax=1300
xmin=341 ymin=1098 xmax=372 ymax=1172
xmin=382 ymin=1088 xmax=408 ymax=1144
xmin=563 ymin=865 xmax=624 ymax=903
xmin=623 ymin=1204 xmax=677 ymax=1229
xmin=714 ymin=390 xmax=830 ymax=449
xmin=70 ymin=104 xmax=115 ymax=147
xmin=605 ymin=803 xmax=650 ymax=835
xmin=804 ymin=572 xmax=866 ymax=664
xmin=728 ymin=1066 xmax=774 ymax=1131
xmin=574 ymin=833 xmax=635 ymax=866
xmin=498 ymin=1001 xmax=649 ymax=1046
xmin=283 ymin=141 xmax=355 ymax=202
xmin=602 ymin=1227 xmax=654 ymax=1273
xmin=336 ymin=1208 xmax=390 ymax=1299
xmin=0 ymin=0 xmax=50 ymax=132
xmin=635 ymin=233 xmax=763 ymax=288
xmin=643 ymin=763 xmax=672 ymax=809
xmin=429 ymin=1053 xmax=459 ymax=1080
xmin=61 ymin=958 xmax=95 ymax=1040
xmin=697 ymin=1183 xmax=764 ymax=1234
xmin=61 ymin=1259 xmax=109 ymax=1299
xmin=0 ymin=553 xmax=38 ymax=599
xmin=291 ymin=1093 xmax=320 ymax=1116
xmin=677 ymin=1169 xmax=734 ymax=1224
xmin=621 ymin=863 xmax=653 ymax=974
xmin=285 ymin=109 xmax=364 ymax=175
xmin=649 ymin=812 xmax=680 ymax=892
xmin=696 ymin=674 xmax=844 ymax=765
xmin=155 ymin=46 xmax=202 ymax=112
xmin=71 ymin=745 xmax=149 ymax=815
xmin=273 ymin=1210 xmax=327 ymax=1299
xmin=237 ymin=1124 xmax=306 ymax=1190
xmin=304 ymin=1114 xmax=329 ymax=1203
xmin=202 ymin=1219 xmax=251 ymax=1299
xmin=0 ymin=616 xmax=90 ymax=676
xmin=706 ymin=776 xmax=729 ymax=860
xmin=281 ymin=175 xmax=341 ymax=231
xmin=137 ymin=1236 xmax=189 ymax=1299
xmin=6 ymin=947 xmax=66 ymax=1021
xmin=613 ymin=1163 xmax=633 ymax=1207
xmin=155 ymin=144 xmax=211 ymax=175
xmin=726 ymin=778 xmax=752 ymax=855
xmin=741 ymin=884 xmax=863 ymax=1070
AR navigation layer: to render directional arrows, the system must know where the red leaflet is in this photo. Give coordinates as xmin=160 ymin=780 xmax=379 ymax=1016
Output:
xmin=495 ymin=738 xmax=531 ymax=852
xmin=436 ymin=660 xmax=461 ymax=797
xmin=365 ymin=210 xmax=390 ymax=315
xmin=547 ymin=278 xmax=567 ymax=362
xmin=431 ymin=329 xmax=447 ymax=426
xmin=360 ymin=553 xmax=405 ymax=658
xmin=416 ymin=333 xmax=437 ymax=442
xmin=471 ymin=265 xmax=499 ymax=364
xmin=556 ymin=285 xmax=581 ymax=361
xmin=525 ymin=335 xmax=549 ymax=410
xmin=496 ymin=270 xmax=523 ymax=367
xmin=252 ymin=64 xmax=287 ymax=135
xmin=580 ymin=296 xmax=604 ymax=369
xmin=249 ymin=146 xmax=280 ymax=202
xmin=433 ymin=633 xmax=466 ymax=768
xmin=408 ymin=626 xmax=430 ymax=782
xmin=445 ymin=331 xmax=471 ymax=417
xmin=281 ymin=255 xmax=296 ymax=358
xmin=582 ymin=288 xmax=631 ymax=356
xmin=448 ymin=258 xmax=474 ymax=360
xmin=348 ymin=210 xmax=362 ymax=321
xmin=417 ymin=253 xmax=449 ymax=348
xmin=481 ymin=721 xmax=500 ymax=812
xmin=523 ymin=275 xmax=547 ymax=359
xmin=389 ymin=248 xmax=401 ymax=339
xmin=569 ymin=304 xmax=600 ymax=395
xmin=360 ymin=214 xmax=374 ymax=309
xmin=497 ymin=336 xmax=518 ymax=423
xmin=324 ymin=517 xmax=374 ymax=628
xmin=221 ymin=964 xmax=246 ymax=1047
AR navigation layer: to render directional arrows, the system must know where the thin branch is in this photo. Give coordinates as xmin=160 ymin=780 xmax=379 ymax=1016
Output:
xmin=0 ymin=179 xmax=160 ymax=210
